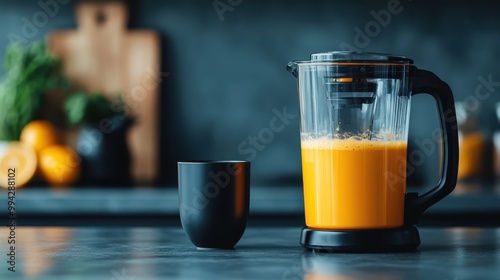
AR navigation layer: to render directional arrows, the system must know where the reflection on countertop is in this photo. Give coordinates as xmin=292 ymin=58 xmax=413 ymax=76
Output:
xmin=0 ymin=227 xmax=499 ymax=280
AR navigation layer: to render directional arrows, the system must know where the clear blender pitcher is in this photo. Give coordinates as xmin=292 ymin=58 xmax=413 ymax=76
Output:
xmin=288 ymin=51 xmax=458 ymax=251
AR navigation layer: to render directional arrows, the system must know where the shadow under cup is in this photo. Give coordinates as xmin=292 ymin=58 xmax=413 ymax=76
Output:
xmin=178 ymin=161 xmax=250 ymax=249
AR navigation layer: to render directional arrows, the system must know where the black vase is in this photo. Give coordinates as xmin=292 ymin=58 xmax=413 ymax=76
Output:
xmin=76 ymin=116 xmax=133 ymax=186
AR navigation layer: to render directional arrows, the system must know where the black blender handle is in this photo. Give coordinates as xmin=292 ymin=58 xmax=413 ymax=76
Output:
xmin=404 ymin=67 xmax=459 ymax=226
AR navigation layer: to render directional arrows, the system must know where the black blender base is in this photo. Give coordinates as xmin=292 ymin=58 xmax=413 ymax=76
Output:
xmin=300 ymin=226 xmax=421 ymax=252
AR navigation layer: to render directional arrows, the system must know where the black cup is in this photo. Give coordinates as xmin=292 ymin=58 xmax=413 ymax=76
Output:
xmin=178 ymin=161 xmax=250 ymax=249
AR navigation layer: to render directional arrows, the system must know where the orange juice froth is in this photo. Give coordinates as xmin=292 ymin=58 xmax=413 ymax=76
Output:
xmin=301 ymin=138 xmax=407 ymax=229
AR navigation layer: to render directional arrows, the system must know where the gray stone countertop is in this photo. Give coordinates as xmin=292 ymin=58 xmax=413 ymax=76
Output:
xmin=1 ymin=226 xmax=499 ymax=279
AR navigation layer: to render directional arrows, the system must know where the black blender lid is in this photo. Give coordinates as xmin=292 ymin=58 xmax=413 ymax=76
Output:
xmin=309 ymin=51 xmax=414 ymax=64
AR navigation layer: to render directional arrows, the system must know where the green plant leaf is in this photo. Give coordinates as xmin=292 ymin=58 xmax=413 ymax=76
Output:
xmin=65 ymin=92 xmax=89 ymax=126
xmin=0 ymin=41 xmax=65 ymax=140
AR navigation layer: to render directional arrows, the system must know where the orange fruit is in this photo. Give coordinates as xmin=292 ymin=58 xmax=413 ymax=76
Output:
xmin=39 ymin=145 xmax=81 ymax=186
xmin=0 ymin=142 xmax=37 ymax=189
xmin=20 ymin=120 xmax=60 ymax=154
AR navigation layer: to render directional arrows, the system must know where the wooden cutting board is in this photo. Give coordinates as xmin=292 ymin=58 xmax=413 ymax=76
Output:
xmin=47 ymin=2 xmax=160 ymax=184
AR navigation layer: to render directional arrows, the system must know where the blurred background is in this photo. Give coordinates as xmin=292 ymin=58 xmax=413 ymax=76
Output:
xmin=0 ymin=0 xmax=499 ymax=225
xmin=0 ymin=2 xmax=499 ymax=278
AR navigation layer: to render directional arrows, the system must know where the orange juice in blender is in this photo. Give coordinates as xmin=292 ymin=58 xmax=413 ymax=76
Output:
xmin=301 ymin=138 xmax=407 ymax=229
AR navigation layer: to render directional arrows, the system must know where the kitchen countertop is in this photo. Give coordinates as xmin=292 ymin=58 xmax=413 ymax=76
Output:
xmin=1 ymin=226 xmax=499 ymax=280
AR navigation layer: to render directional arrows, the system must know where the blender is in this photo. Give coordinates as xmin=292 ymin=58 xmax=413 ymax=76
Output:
xmin=288 ymin=51 xmax=458 ymax=252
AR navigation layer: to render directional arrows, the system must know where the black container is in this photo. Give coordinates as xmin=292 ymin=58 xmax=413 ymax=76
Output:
xmin=178 ymin=161 xmax=250 ymax=249
xmin=77 ymin=116 xmax=133 ymax=186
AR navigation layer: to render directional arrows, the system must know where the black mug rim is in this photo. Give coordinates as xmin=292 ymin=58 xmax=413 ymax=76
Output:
xmin=178 ymin=160 xmax=249 ymax=165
